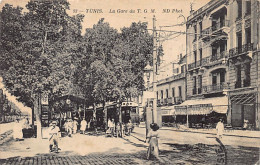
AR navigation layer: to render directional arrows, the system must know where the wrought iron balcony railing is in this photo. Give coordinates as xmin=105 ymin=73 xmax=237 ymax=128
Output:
xmin=202 ymin=83 xmax=228 ymax=93
xmin=211 ymin=51 xmax=228 ymax=62
xmin=212 ymin=20 xmax=230 ymax=32
xmin=229 ymin=43 xmax=253 ymax=58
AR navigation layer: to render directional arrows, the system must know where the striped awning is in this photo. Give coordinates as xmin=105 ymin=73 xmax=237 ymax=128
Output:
xmin=174 ymin=96 xmax=228 ymax=115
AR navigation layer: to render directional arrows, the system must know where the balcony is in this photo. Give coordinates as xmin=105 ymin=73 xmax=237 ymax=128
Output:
xmin=211 ymin=51 xmax=228 ymax=62
xmin=167 ymin=97 xmax=174 ymax=105
xmin=212 ymin=20 xmax=230 ymax=33
xmin=163 ymin=98 xmax=168 ymax=106
xmin=229 ymin=43 xmax=253 ymax=58
xmin=188 ymin=62 xmax=196 ymax=70
xmin=202 ymin=83 xmax=228 ymax=94
xmin=201 ymin=27 xmax=212 ymax=40
xmin=174 ymin=97 xmax=183 ymax=104
xmin=188 ymin=61 xmax=202 ymax=71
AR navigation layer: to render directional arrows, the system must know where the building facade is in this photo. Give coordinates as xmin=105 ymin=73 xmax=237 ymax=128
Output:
xmin=183 ymin=0 xmax=259 ymax=129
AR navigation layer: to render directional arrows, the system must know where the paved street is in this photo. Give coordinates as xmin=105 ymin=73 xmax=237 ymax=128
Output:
xmin=0 ymin=127 xmax=259 ymax=165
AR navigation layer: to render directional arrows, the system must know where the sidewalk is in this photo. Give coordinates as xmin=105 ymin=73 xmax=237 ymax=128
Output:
xmin=160 ymin=126 xmax=260 ymax=139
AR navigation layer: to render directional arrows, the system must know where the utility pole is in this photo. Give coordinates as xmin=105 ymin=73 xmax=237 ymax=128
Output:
xmin=152 ymin=15 xmax=158 ymax=124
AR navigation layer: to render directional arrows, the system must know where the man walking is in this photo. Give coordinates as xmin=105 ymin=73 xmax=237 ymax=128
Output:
xmin=216 ymin=118 xmax=224 ymax=139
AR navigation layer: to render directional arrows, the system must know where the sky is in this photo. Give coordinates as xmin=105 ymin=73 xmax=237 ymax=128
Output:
xmin=0 ymin=0 xmax=209 ymax=113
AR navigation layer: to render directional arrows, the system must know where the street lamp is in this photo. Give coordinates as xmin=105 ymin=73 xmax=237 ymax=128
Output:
xmin=144 ymin=64 xmax=153 ymax=91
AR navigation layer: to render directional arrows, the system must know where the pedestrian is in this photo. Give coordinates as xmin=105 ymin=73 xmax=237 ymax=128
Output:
xmin=80 ymin=118 xmax=87 ymax=134
xmin=108 ymin=118 xmax=115 ymax=136
xmin=73 ymin=119 xmax=78 ymax=134
xmin=13 ymin=118 xmax=23 ymax=141
xmin=64 ymin=120 xmax=68 ymax=135
xmin=146 ymin=123 xmax=160 ymax=160
xmin=216 ymin=118 xmax=224 ymax=139
xmin=121 ymin=122 xmax=126 ymax=137
xmin=67 ymin=119 xmax=73 ymax=137
xmin=116 ymin=122 xmax=121 ymax=138
xmin=48 ymin=120 xmax=60 ymax=152
xmin=126 ymin=119 xmax=133 ymax=135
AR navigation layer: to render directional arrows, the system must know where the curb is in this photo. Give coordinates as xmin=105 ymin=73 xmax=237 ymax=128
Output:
xmin=160 ymin=127 xmax=260 ymax=139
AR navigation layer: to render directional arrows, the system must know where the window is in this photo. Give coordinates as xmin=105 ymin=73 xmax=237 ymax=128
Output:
xmin=194 ymin=51 xmax=197 ymax=63
xmin=194 ymin=25 xmax=197 ymax=41
xmin=166 ymin=89 xmax=169 ymax=98
xmin=193 ymin=76 xmax=197 ymax=95
xmin=178 ymin=86 xmax=182 ymax=97
xmin=244 ymin=63 xmax=251 ymax=87
xmin=246 ymin=1 xmax=251 ymax=15
xmin=199 ymin=22 xmax=202 ymax=38
xmin=246 ymin=28 xmax=251 ymax=44
xmin=237 ymin=32 xmax=242 ymax=53
xmin=198 ymin=75 xmax=202 ymax=94
xmin=172 ymin=87 xmax=175 ymax=97
xmin=237 ymin=0 xmax=242 ymax=19
xmin=161 ymin=90 xmax=163 ymax=99
xmin=212 ymin=74 xmax=217 ymax=85
xmin=199 ymin=48 xmax=202 ymax=64
xmin=220 ymin=71 xmax=225 ymax=83
xmin=235 ymin=65 xmax=242 ymax=88
xmin=156 ymin=91 xmax=158 ymax=100
xmin=181 ymin=65 xmax=185 ymax=73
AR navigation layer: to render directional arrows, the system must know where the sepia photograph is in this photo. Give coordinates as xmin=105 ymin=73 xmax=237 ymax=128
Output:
xmin=0 ymin=0 xmax=259 ymax=164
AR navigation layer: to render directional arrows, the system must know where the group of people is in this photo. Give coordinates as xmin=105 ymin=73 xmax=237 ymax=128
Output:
xmin=107 ymin=118 xmax=133 ymax=137
xmin=62 ymin=117 xmax=98 ymax=136
xmin=13 ymin=117 xmax=30 ymax=141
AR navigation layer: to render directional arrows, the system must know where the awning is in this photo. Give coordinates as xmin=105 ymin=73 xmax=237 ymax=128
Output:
xmin=161 ymin=106 xmax=175 ymax=116
xmin=174 ymin=96 xmax=228 ymax=115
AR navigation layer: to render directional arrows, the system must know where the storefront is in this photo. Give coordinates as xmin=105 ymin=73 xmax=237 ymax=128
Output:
xmin=229 ymin=91 xmax=257 ymax=128
xmin=174 ymin=96 xmax=229 ymax=127
xmin=161 ymin=106 xmax=175 ymax=123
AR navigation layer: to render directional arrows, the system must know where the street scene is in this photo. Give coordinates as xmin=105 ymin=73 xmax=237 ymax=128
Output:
xmin=0 ymin=0 xmax=260 ymax=164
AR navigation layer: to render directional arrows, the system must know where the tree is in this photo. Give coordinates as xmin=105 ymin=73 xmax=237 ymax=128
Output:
xmin=1 ymin=1 xmax=84 ymax=137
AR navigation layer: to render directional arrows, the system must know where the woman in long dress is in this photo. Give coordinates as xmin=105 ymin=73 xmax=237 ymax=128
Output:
xmin=80 ymin=118 xmax=87 ymax=134
xmin=13 ymin=119 xmax=23 ymax=140
xmin=146 ymin=123 xmax=160 ymax=160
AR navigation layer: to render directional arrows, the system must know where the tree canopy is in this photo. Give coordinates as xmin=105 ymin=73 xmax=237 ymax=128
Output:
xmin=0 ymin=1 xmax=161 ymax=109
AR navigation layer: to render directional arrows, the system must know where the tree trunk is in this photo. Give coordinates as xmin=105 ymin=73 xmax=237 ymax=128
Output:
xmin=34 ymin=93 xmax=42 ymax=139
xmin=102 ymin=101 xmax=107 ymax=130
xmin=93 ymin=102 xmax=96 ymax=119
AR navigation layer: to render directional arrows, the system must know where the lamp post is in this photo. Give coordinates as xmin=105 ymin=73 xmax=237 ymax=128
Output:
xmin=144 ymin=64 xmax=153 ymax=138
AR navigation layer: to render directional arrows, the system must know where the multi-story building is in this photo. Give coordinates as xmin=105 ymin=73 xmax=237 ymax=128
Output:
xmin=155 ymin=54 xmax=187 ymax=123
xmin=177 ymin=0 xmax=260 ymax=129
xmin=226 ymin=0 xmax=260 ymax=129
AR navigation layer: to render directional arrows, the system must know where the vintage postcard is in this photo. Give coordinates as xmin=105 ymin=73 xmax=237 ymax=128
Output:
xmin=0 ymin=0 xmax=259 ymax=164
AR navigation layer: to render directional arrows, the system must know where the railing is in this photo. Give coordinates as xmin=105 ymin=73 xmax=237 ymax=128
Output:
xmin=201 ymin=27 xmax=212 ymax=39
xmin=202 ymin=83 xmax=228 ymax=93
xmin=167 ymin=97 xmax=174 ymax=105
xmin=174 ymin=97 xmax=183 ymax=104
xmin=212 ymin=20 xmax=230 ymax=32
xmin=188 ymin=62 xmax=196 ymax=70
xmin=229 ymin=43 xmax=253 ymax=58
xmin=163 ymin=98 xmax=168 ymax=105
xmin=211 ymin=51 xmax=228 ymax=62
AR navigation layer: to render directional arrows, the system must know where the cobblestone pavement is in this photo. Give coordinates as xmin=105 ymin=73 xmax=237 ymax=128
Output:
xmin=0 ymin=131 xmax=259 ymax=165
